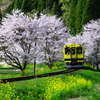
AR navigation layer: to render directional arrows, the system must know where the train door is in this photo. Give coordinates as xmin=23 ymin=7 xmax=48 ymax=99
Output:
xmin=71 ymin=47 xmax=77 ymax=62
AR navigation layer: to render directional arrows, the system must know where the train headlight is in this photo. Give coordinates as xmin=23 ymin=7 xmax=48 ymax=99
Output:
xmin=78 ymin=45 xmax=80 ymax=46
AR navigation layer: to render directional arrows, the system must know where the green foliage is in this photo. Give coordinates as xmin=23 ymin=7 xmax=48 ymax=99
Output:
xmin=90 ymin=0 xmax=100 ymax=20
xmin=21 ymin=0 xmax=27 ymax=12
xmin=4 ymin=0 xmax=62 ymax=16
xmin=45 ymin=0 xmax=54 ymax=9
xmin=42 ymin=75 xmax=92 ymax=99
xmin=75 ymin=70 xmax=100 ymax=84
xmin=0 ymin=62 xmax=65 ymax=79
xmin=2 ymin=0 xmax=100 ymax=35
xmin=68 ymin=0 xmax=100 ymax=35
xmin=68 ymin=0 xmax=87 ymax=35
xmin=75 ymin=0 xmax=86 ymax=34
xmin=4 ymin=1 xmax=15 ymax=14
xmin=59 ymin=0 xmax=71 ymax=25
xmin=81 ymin=0 xmax=91 ymax=25
xmin=20 ymin=0 xmax=32 ymax=13
xmin=31 ymin=0 xmax=38 ymax=10
xmin=68 ymin=0 xmax=78 ymax=35
xmin=13 ymin=0 xmax=21 ymax=9
xmin=1 ymin=65 xmax=100 ymax=99
xmin=0 ymin=73 xmax=93 ymax=100
xmin=37 ymin=0 xmax=44 ymax=12
xmin=51 ymin=1 xmax=62 ymax=16
xmin=51 ymin=2 xmax=57 ymax=15
xmin=0 ymin=82 xmax=19 ymax=100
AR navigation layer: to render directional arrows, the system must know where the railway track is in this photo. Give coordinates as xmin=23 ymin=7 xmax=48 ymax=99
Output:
xmin=0 ymin=66 xmax=96 ymax=83
xmin=0 ymin=68 xmax=80 ymax=83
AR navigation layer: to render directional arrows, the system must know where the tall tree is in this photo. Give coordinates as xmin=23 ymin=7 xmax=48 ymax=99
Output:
xmin=46 ymin=0 xmax=54 ymax=9
xmin=75 ymin=0 xmax=86 ymax=34
xmin=13 ymin=0 xmax=22 ymax=9
xmin=21 ymin=0 xmax=26 ymax=12
xmin=82 ymin=0 xmax=91 ymax=25
xmin=21 ymin=0 xmax=32 ymax=13
xmin=31 ymin=0 xmax=38 ymax=10
xmin=37 ymin=0 xmax=44 ymax=12
xmin=69 ymin=0 xmax=100 ymax=35
xmin=51 ymin=2 xmax=57 ymax=15
xmin=90 ymin=0 xmax=100 ymax=20
xmin=68 ymin=0 xmax=78 ymax=35
xmin=5 ymin=0 xmax=62 ymax=17
xmin=59 ymin=0 xmax=71 ymax=24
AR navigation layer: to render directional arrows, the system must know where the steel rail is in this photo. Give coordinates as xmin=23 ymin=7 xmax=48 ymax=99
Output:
xmin=0 ymin=66 xmax=96 ymax=83
xmin=0 ymin=68 xmax=79 ymax=83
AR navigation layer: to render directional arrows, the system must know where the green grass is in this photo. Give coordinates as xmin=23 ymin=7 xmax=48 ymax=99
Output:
xmin=0 ymin=73 xmax=94 ymax=100
xmin=0 ymin=63 xmax=100 ymax=100
xmin=74 ymin=70 xmax=100 ymax=84
xmin=0 ymin=62 xmax=66 ymax=79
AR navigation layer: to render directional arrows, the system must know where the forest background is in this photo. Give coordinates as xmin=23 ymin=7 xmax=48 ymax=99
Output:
xmin=1 ymin=0 xmax=100 ymax=35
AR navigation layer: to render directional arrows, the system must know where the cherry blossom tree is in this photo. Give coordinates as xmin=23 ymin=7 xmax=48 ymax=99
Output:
xmin=82 ymin=20 xmax=100 ymax=70
xmin=0 ymin=10 xmax=40 ymax=74
xmin=0 ymin=9 xmax=70 ymax=73
xmin=37 ymin=14 xmax=70 ymax=69
xmin=67 ymin=19 xmax=100 ymax=70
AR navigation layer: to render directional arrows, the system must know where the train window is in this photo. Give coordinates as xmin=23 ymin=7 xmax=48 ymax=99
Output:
xmin=65 ymin=47 xmax=70 ymax=54
xmin=77 ymin=47 xmax=82 ymax=54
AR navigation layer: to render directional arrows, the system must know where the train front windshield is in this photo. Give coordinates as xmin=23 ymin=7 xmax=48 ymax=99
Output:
xmin=65 ymin=47 xmax=82 ymax=54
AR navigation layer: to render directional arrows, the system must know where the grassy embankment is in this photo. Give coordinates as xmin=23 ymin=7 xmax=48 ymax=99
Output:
xmin=0 ymin=63 xmax=100 ymax=100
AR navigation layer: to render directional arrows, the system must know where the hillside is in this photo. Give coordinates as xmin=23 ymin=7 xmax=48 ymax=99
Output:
xmin=0 ymin=0 xmax=12 ymax=12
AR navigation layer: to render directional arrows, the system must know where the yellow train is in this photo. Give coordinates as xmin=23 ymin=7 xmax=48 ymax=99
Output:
xmin=63 ymin=44 xmax=85 ymax=68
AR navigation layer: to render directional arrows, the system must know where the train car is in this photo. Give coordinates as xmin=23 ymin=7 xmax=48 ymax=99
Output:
xmin=63 ymin=44 xmax=85 ymax=68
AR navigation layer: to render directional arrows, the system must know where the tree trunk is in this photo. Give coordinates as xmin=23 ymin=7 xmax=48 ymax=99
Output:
xmin=47 ymin=63 xmax=53 ymax=69
xmin=34 ymin=42 xmax=37 ymax=76
xmin=21 ymin=68 xmax=25 ymax=76
xmin=34 ymin=57 xmax=36 ymax=76
xmin=96 ymin=64 xmax=99 ymax=71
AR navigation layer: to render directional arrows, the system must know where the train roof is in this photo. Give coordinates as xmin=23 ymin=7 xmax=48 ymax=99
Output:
xmin=64 ymin=44 xmax=83 ymax=48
